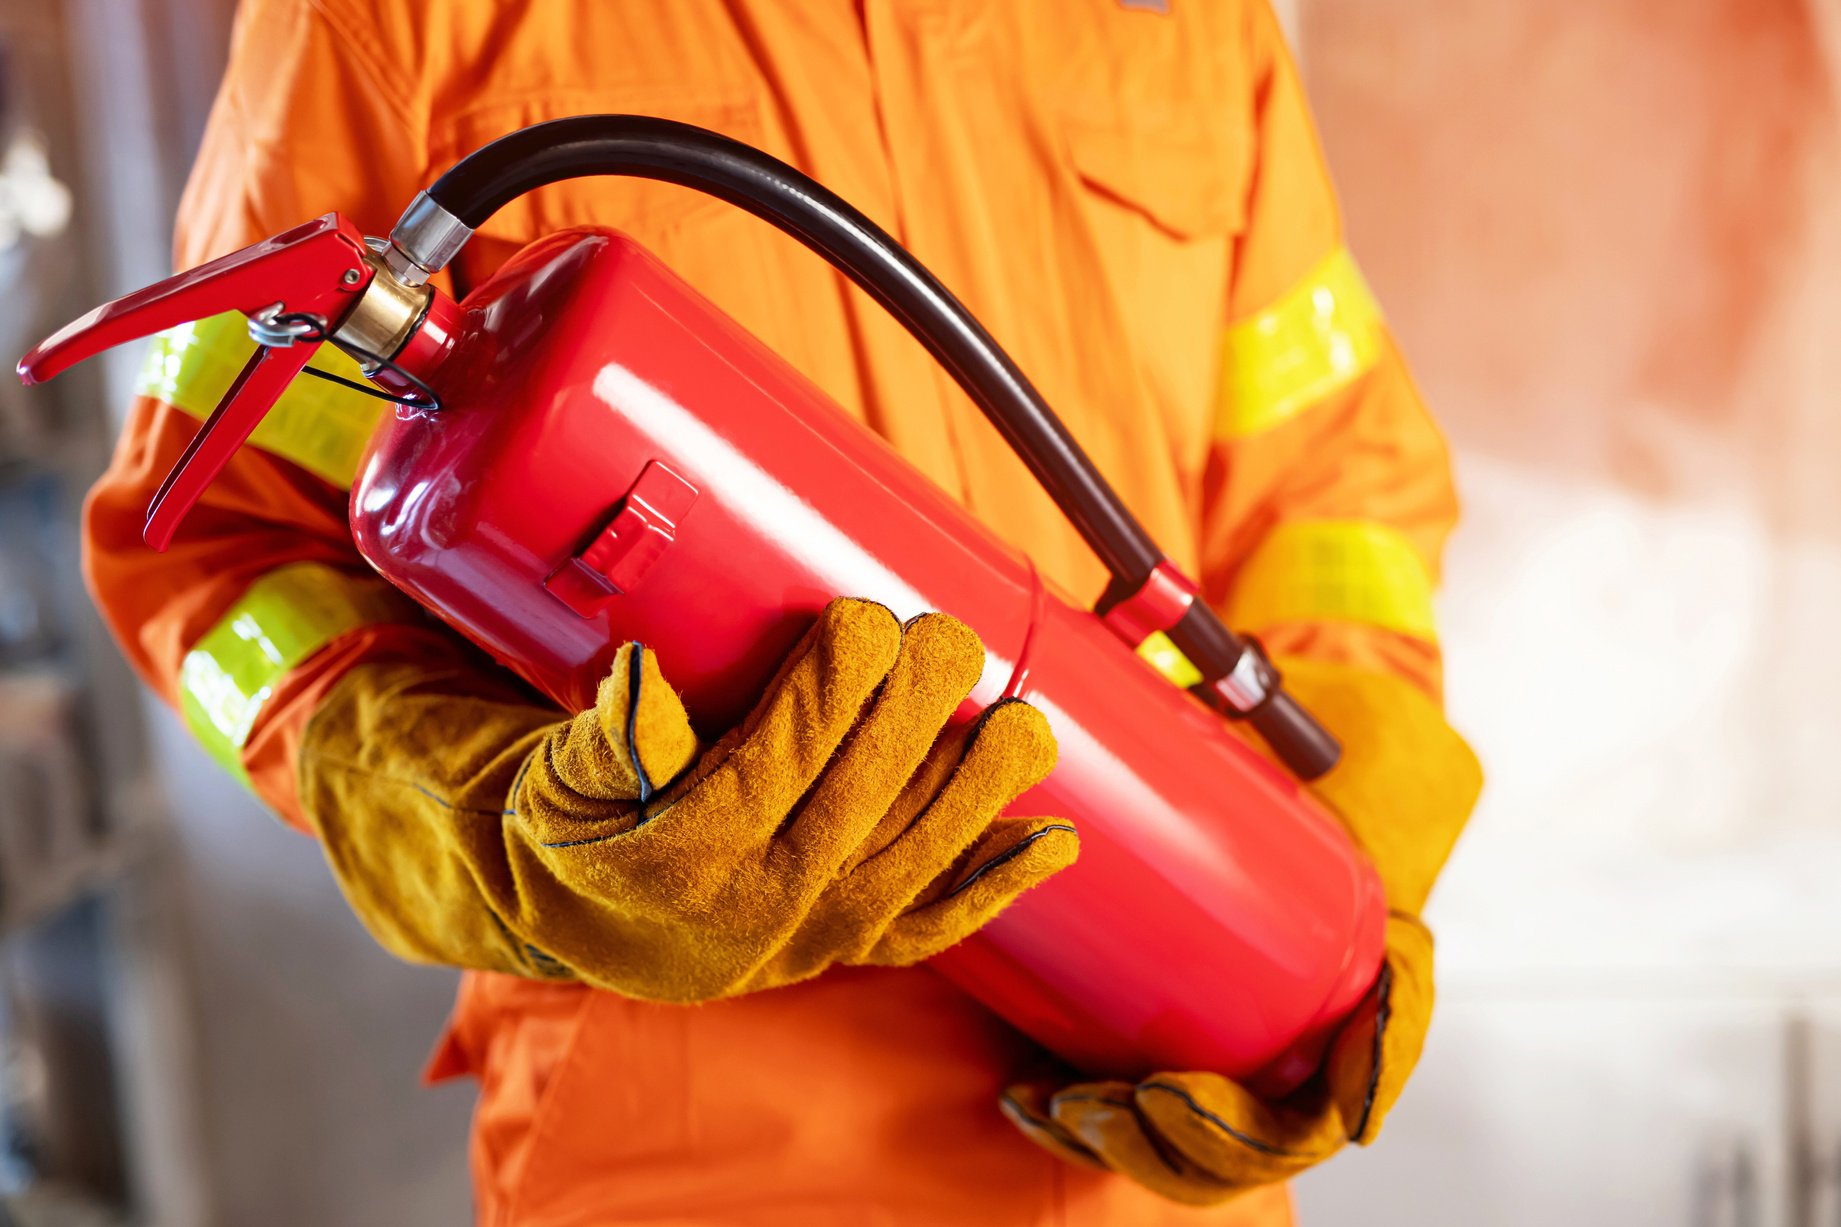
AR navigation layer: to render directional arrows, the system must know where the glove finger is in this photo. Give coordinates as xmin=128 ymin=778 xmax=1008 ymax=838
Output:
xmin=858 ymin=815 xmax=1076 ymax=966
xmin=859 ymin=697 xmax=1058 ymax=885
xmin=516 ymin=643 xmax=700 ymax=843
xmin=841 ymin=719 xmax=973 ymax=872
xmin=833 ymin=647 xmax=1044 ymax=879
xmin=1327 ymin=912 xmax=1435 ymax=1144
xmin=774 ymin=612 xmax=984 ymax=874
xmin=648 ymin=598 xmax=902 ymax=843
xmin=1048 ymin=1085 xmax=1239 ymax=1207
xmin=999 ymin=1081 xmax=1113 ymax=1171
xmin=1132 ymin=1072 xmax=1344 ymax=1188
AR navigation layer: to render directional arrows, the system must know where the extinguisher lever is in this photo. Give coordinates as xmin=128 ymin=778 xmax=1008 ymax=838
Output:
xmin=143 ymin=339 xmax=320 ymax=551
xmin=18 ymin=215 xmax=373 ymax=385
xmin=17 ymin=214 xmax=377 ymax=550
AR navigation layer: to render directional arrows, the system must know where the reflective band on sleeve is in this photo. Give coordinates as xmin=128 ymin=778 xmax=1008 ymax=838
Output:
xmin=1225 ymin=519 xmax=1438 ymax=641
xmin=178 ymin=563 xmax=412 ymax=783
xmin=1217 ymin=247 xmax=1383 ymax=439
xmin=1134 ymin=630 xmax=1205 ymax=690
xmin=137 ymin=311 xmax=385 ymax=489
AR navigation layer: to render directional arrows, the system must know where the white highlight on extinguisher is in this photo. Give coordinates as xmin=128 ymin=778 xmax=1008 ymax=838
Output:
xmin=588 ymin=363 xmax=1240 ymax=881
xmin=589 ymin=361 xmax=1017 ymax=695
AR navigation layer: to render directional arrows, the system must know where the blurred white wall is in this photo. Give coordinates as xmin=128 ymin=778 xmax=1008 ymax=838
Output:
xmin=1294 ymin=1 xmax=1841 ymax=1221
xmin=1303 ymin=0 xmax=1841 ymax=996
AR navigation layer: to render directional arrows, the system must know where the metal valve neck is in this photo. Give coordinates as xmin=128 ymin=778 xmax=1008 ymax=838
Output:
xmin=330 ymin=246 xmax=436 ymax=368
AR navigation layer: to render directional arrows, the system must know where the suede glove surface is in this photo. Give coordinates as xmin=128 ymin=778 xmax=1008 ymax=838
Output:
xmin=1002 ymin=656 xmax=1480 ymax=1205
xmin=301 ymin=598 xmax=1076 ymax=1002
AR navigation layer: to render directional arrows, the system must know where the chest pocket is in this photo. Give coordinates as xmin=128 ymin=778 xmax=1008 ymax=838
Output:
xmin=1046 ymin=0 xmax=1253 ymax=244
xmin=1062 ymin=115 xmax=1247 ymax=242
xmin=1055 ymin=94 xmax=1251 ymax=486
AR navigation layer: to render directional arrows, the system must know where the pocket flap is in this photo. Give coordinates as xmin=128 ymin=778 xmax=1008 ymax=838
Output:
xmin=1064 ymin=118 xmax=1245 ymax=241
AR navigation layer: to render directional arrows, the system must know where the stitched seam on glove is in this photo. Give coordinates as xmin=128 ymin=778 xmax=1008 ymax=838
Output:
xmin=530 ymin=650 xmax=660 ymax=846
xmin=1347 ymin=959 xmax=1394 ymax=1141
xmin=1052 ymin=1093 xmax=1184 ymax=1175
xmin=505 ymin=751 xmax=538 ymax=812
xmin=301 ymin=745 xmax=567 ymax=977
xmin=1136 ymin=1082 xmax=1318 ymax=1159
xmin=998 ymin=1092 xmax=1108 ymax=1170
xmin=624 ymin=642 xmax=655 ymax=803
xmin=947 ymin=823 xmax=1077 ymax=897
xmin=482 ymin=904 xmax=574 ymax=979
xmin=410 ymin=780 xmax=516 ymax=817
xmin=300 ymin=745 xmax=517 ymax=820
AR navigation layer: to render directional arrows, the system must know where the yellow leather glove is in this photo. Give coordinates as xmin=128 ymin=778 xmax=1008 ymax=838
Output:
xmin=1001 ymin=657 xmax=1480 ymax=1204
xmin=300 ymin=598 xmax=1077 ymax=1002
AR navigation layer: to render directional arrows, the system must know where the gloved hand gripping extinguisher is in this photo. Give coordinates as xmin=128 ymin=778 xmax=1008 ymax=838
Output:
xmin=21 ymin=116 xmax=1385 ymax=1087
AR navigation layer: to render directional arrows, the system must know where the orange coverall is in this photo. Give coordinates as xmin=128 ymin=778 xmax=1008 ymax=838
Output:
xmin=85 ymin=1 xmax=1459 ymax=1222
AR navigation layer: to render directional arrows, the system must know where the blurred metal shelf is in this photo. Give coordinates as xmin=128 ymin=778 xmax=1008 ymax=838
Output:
xmin=0 ymin=1 xmax=217 ymax=1223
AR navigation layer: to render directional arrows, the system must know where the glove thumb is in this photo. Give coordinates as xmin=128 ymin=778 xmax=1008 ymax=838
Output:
xmin=555 ymin=642 xmax=701 ymax=803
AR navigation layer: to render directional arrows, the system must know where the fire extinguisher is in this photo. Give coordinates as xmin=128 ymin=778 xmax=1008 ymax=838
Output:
xmin=21 ymin=116 xmax=1385 ymax=1087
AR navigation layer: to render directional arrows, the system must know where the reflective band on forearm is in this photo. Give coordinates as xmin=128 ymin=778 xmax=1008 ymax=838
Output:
xmin=137 ymin=312 xmax=385 ymax=489
xmin=179 ymin=563 xmax=412 ymax=783
xmin=1217 ymin=247 xmax=1383 ymax=439
xmin=1226 ymin=520 xmax=1438 ymax=640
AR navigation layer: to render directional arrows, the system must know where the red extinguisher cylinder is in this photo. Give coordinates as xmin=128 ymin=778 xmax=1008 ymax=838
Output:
xmin=351 ymin=230 xmax=1387 ymax=1082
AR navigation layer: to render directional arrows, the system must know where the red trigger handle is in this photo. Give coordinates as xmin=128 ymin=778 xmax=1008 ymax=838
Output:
xmin=143 ymin=342 xmax=320 ymax=550
xmin=17 ymin=213 xmax=374 ymax=550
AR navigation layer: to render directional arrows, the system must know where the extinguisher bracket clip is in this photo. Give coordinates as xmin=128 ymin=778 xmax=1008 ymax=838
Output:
xmin=545 ymin=460 xmax=700 ymax=616
xmin=1096 ymin=561 xmax=1198 ymax=646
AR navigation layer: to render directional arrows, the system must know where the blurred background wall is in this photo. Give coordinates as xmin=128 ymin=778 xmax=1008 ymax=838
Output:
xmin=1293 ymin=2 xmax=1841 ymax=1223
xmin=1 ymin=1 xmax=1838 ymax=1224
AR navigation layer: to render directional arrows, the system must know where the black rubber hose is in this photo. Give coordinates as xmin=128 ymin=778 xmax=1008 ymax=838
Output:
xmin=1172 ymin=605 xmax=1341 ymax=781
xmin=426 ymin=115 xmax=1340 ymax=776
xmin=427 ymin=115 xmax=1161 ymax=585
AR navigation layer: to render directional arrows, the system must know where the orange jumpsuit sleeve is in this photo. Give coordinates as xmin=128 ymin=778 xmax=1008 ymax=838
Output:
xmin=83 ymin=0 xmax=475 ymax=831
xmin=1198 ymin=2 xmax=1460 ymax=701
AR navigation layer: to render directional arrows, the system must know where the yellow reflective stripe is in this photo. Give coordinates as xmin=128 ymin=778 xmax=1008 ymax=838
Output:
xmin=137 ymin=311 xmax=384 ymax=489
xmin=1135 ymin=630 xmax=1205 ymax=689
xmin=178 ymin=563 xmax=410 ymax=783
xmin=1217 ymin=247 xmax=1384 ymax=438
xmin=1226 ymin=520 xmax=1438 ymax=640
